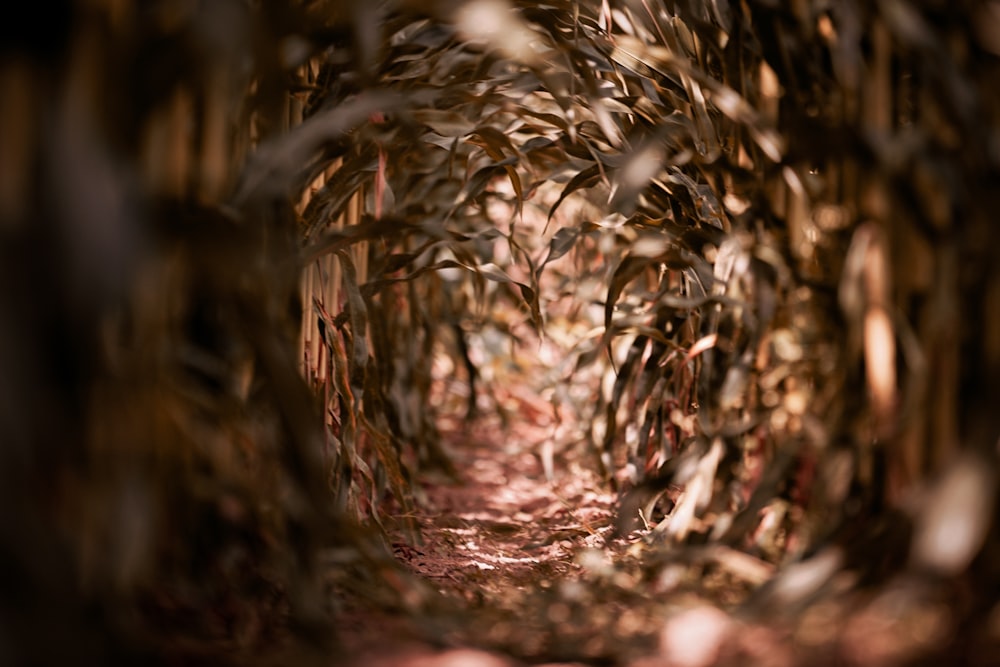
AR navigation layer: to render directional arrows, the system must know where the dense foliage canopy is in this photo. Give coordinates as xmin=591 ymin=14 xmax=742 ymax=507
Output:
xmin=1 ymin=0 xmax=997 ymax=664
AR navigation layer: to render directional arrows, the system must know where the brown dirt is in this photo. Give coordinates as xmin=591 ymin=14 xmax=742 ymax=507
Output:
xmin=401 ymin=411 xmax=616 ymax=601
xmin=335 ymin=396 xmax=626 ymax=666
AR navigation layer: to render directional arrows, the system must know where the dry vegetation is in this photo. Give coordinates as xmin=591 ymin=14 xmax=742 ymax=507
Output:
xmin=1 ymin=0 xmax=998 ymax=665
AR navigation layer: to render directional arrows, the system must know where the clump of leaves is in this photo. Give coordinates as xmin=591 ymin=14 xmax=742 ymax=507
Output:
xmin=0 ymin=2 xmax=413 ymax=662
xmin=521 ymin=0 xmax=1000 ymax=656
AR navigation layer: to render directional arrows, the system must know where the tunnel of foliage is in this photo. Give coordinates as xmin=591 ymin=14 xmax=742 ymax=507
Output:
xmin=1 ymin=0 xmax=998 ymax=664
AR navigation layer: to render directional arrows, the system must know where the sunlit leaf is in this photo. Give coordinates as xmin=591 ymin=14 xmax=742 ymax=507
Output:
xmin=548 ymin=163 xmax=602 ymax=220
xmin=412 ymin=108 xmax=477 ymax=137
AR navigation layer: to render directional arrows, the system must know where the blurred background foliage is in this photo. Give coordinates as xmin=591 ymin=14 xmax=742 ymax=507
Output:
xmin=1 ymin=0 xmax=998 ymax=663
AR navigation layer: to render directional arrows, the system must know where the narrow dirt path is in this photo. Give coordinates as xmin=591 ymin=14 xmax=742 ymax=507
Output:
xmin=333 ymin=365 xmax=668 ymax=667
xmin=401 ymin=408 xmax=618 ymax=612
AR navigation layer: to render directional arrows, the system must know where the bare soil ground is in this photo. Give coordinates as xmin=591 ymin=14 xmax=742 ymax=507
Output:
xmin=334 ymin=399 xmax=627 ymax=666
